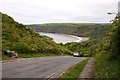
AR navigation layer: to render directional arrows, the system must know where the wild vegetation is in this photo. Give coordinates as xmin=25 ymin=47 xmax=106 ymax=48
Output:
xmin=28 ymin=23 xmax=110 ymax=39
xmin=63 ymin=15 xmax=120 ymax=78
xmin=27 ymin=15 xmax=111 ymax=58
xmin=95 ymin=15 xmax=120 ymax=78
xmin=64 ymin=39 xmax=98 ymax=57
xmin=2 ymin=12 xmax=119 ymax=78
xmin=2 ymin=12 xmax=71 ymax=59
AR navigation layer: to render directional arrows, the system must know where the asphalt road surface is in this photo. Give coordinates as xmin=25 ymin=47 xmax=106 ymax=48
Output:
xmin=2 ymin=56 xmax=87 ymax=78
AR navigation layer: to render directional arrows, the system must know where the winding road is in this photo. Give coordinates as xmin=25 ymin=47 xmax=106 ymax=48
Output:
xmin=2 ymin=56 xmax=86 ymax=78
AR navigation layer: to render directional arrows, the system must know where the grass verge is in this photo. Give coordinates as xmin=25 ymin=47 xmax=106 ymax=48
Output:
xmin=95 ymin=58 xmax=119 ymax=78
xmin=2 ymin=53 xmax=70 ymax=60
xmin=2 ymin=54 xmax=9 ymax=60
xmin=60 ymin=58 xmax=89 ymax=79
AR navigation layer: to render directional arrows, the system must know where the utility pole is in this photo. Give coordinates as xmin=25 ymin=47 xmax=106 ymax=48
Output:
xmin=107 ymin=1 xmax=120 ymax=16
xmin=118 ymin=1 xmax=120 ymax=16
xmin=107 ymin=12 xmax=117 ymax=15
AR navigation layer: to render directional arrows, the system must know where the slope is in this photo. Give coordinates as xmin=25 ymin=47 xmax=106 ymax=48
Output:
xmin=95 ymin=15 xmax=120 ymax=78
xmin=28 ymin=23 xmax=110 ymax=39
xmin=2 ymin=12 xmax=71 ymax=57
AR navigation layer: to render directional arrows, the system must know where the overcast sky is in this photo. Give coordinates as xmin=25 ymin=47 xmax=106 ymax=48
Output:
xmin=0 ymin=0 xmax=119 ymax=24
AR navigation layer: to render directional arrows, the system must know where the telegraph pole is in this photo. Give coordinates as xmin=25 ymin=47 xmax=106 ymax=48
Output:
xmin=118 ymin=1 xmax=120 ymax=16
xmin=107 ymin=1 xmax=120 ymax=16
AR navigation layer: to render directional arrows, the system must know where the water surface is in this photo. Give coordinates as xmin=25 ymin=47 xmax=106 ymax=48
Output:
xmin=39 ymin=32 xmax=82 ymax=44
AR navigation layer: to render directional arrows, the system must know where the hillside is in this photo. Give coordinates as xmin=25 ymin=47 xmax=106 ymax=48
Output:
xmin=64 ymin=39 xmax=98 ymax=57
xmin=95 ymin=15 xmax=120 ymax=78
xmin=28 ymin=23 xmax=110 ymax=39
xmin=62 ymin=15 xmax=120 ymax=78
xmin=2 ymin=12 xmax=71 ymax=57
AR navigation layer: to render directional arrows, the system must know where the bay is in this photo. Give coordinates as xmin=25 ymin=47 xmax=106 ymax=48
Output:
xmin=39 ymin=32 xmax=85 ymax=44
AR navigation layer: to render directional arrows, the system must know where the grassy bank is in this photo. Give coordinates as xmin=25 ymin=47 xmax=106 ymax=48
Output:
xmin=2 ymin=53 xmax=71 ymax=60
xmin=2 ymin=13 xmax=72 ymax=58
xmin=60 ymin=58 xmax=88 ymax=79
xmin=2 ymin=54 xmax=9 ymax=60
xmin=95 ymin=15 xmax=120 ymax=78
xmin=95 ymin=57 xmax=119 ymax=78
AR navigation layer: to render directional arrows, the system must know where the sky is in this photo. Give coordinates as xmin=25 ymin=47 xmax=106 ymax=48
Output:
xmin=0 ymin=0 xmax=119 ymax=24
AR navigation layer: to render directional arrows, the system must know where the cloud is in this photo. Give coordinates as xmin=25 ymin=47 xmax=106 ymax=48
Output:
xmin=0 ymin=0 xmax=119 ymax=24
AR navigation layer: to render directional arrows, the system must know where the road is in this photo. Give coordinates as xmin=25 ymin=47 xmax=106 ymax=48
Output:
xmin=2 ymin=56 xmax=87 ymax=78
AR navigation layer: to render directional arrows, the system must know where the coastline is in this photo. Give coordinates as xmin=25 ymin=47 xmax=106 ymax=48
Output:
xmin=68 ymin=35 xmax=89 ymax=43
xmin=39 ymin=32 xmax=89 ymax=43
xmin=80 ymin=37 xmax=90 ymax=42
